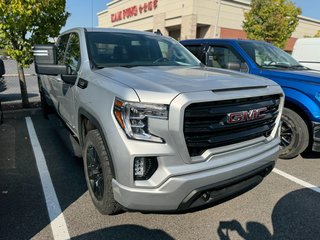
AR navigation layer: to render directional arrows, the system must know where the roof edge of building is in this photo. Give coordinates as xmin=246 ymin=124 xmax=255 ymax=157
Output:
xmin=298 ymin=15 xmax=320 ymax=24
xmin=107 ymin=0 xmax=122 ymax=7
xmin=224 ymin=0 xmax=250 ymax=6
xmin=97 ymin=9 xmax=108 ymax=16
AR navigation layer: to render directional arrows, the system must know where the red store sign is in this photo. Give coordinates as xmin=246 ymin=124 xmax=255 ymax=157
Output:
xmin=111 ymin=0 xmax=158 ymax=23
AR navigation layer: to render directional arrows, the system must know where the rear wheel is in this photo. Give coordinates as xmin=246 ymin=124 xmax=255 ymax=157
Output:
xmin=83 ymin=129 xmax=121 ymax=215
xmin=279 ymin=108 xmax=309 ymax=159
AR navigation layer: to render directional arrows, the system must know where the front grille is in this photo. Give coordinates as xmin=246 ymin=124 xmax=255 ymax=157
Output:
xmin=184 ymin=94 xmax=280 ymax=157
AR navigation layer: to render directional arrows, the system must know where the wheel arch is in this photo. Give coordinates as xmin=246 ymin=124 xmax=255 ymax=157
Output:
xmin=283 ymin=88 xmax=316 ymax=142
xmin=78 ymin=107 xmax=117 ymax=179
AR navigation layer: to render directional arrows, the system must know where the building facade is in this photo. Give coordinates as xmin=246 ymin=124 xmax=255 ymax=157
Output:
xmin=97 ymin=0 xmax=320 ymax=51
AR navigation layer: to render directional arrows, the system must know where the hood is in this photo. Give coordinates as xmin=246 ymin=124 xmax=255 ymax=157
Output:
xmin=96 ymin=66 xmax=277 ymax=103
xmin=262 ymin=69 xmax=320 ymax=85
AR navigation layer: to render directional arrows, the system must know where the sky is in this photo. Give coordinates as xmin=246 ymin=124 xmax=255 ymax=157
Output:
xmin=62 ymin=0 xmax=320 ymax=32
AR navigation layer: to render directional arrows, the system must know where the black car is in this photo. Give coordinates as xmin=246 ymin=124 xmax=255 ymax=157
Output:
xmin=0 ymin=59 xmax=6 ymax=92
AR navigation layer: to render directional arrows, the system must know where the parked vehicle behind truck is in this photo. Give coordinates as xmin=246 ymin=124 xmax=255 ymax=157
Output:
xmin=292 ymin=38 xmax=320 ymax=71
xmin=0 ymin=59 xmax=6 ymax=93
xmin=33 ymin=28 xmax=283 ymax=215
xmin=181 ymin=39 xmax=320 ymax=159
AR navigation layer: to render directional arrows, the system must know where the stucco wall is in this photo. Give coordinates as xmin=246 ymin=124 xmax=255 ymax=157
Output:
xmin=97 ymin=0 xmax=320 ymax=50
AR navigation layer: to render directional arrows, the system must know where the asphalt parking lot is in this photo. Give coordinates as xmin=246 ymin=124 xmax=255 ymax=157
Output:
xmin=1 ymin=60 xmax=39 ymax=103
xmin=0 ymin=110 xmax=319 ymax=240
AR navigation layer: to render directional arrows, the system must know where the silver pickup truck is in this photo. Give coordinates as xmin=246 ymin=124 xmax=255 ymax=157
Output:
xmin=34 ymin=28 xmax=284 ymax=215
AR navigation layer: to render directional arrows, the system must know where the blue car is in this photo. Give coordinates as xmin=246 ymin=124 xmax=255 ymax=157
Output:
xmin=181 ymin=39 xmax=320 ymax=159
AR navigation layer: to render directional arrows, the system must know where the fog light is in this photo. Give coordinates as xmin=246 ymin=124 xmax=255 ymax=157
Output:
xmin=134 ymin=157 xmax=158 ymax=180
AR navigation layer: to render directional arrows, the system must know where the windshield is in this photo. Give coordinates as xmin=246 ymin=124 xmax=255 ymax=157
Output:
xmin=238 ymin=41 xmax=307 ymax=70
xmin=86 ymin=32 xmax=201 ymax=68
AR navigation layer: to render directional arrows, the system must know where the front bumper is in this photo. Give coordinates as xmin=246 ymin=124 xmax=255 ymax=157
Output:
xmin=112 ymin=138 xmax=280 ymax=211
xmin=312 ymin=121 xmax=320 ymax=151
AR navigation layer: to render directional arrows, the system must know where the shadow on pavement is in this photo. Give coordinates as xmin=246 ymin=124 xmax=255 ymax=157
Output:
xmin=0 ymin=114 xmax=87 ymax=240
xmin=1 ymin=93 xmax=38 ymax=102
xmin=217 ymin=188 xmax=320 ymax=240
xmin=72 ymin=224 xmax=174 ymax=240
xmin=0 ymin=117 xmax=51 ymax=240
xmin=300 ymin=150 xmax=320 ymax=159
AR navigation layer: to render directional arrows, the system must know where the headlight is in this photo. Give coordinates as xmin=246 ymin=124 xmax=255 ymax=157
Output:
xmin=113 ymin=98 xmax=168 ymax=143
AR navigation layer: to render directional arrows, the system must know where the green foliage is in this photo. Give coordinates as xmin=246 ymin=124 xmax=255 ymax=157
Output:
xmin=0 ymin=0 xmax=69 ymax=66
xmin=314 ymin=30 xmax=320 ymax=37
xmin=303 ymin=30 xmax=320 ymax=38
xmin=0 ymin=49 xmax=7 ymax=55
xmin=243 ymin=0 xmax=301 ymax=49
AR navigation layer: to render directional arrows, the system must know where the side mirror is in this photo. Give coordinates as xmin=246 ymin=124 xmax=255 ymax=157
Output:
xmin=0 ymin=59 xmax=5 ymax=77
xmin=226 ymin=62 xmax=249 ymax=72
xmin=226 ymin=62 xmax=241 ymax=71
xmin=61 ymin=74 xmax=77 ymax=85
xmin=33 ymin=44 xmax=57 ymax=65
xmin=33 ymin=44 xmax=69 ymax=76
xmin=240 ymin=62 xmax=249 ymax=73
xmin=205 ymin=52 xmax=214 ymax=67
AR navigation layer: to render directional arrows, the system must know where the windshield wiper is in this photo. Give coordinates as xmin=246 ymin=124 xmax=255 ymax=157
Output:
xmin=91 ymin=60 xmax=105 ymax=69
xmin=117 ymin=64 xmax=154 ymax=68
xmin=288 ymin=65 xmax=308 ymax=70
xmin=261 ymin=64 xmax=290 ymax=69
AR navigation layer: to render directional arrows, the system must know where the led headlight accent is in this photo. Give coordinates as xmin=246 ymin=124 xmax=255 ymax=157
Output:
xmin=114 ymin=98 xmax=168 ymax=143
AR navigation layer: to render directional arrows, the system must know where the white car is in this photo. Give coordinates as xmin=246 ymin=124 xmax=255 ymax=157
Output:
xmin=292 ymin=38 xmax=320 ymax=71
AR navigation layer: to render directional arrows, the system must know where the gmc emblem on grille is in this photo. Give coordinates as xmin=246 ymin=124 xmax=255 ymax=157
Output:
xmin=226 ymin=107 xmax=267 ymax=124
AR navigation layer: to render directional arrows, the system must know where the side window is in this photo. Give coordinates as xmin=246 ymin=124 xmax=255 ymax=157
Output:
xmin=185 ymin=45 xmax=205 ymax=63
xmin=65 ymin=33 xmax=81 ymax=73
xmin=158 ymin=41 xmax=169 ymax=58
xmin=208 ymin=46 xmax=247 ymax=72
xmin=56 ymin=34 xmax=70 ymax=65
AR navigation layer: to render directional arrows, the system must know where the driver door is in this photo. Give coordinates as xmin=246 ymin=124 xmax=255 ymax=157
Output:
xmin=50 ymin=33 xmax=81 ymax=129
xmin=54 ymin=32 xmax=81 ymax=130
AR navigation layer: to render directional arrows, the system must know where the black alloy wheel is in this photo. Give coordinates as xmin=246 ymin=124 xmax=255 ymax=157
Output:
xmin=83 ymin=129 xmax=121 ymax=215
xmin=86 ymin=145 xmax=104 ymax=201
xmin=280 ymin=119 xmax=294 ymax=149
xmin=279 ymin=108 xmax=309 ymax=159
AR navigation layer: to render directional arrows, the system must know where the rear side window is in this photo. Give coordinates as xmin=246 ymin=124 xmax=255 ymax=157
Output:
xmin=56 ymin=34 xmax=70 ymax=64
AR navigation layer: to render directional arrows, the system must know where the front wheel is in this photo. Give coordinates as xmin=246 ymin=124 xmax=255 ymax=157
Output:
xmin=279 ymin=108 xmax=309 ymax=159
xmin=83 ymin=129 xmax=121 ymax=215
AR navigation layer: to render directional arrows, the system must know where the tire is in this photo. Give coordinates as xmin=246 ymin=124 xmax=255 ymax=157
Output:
xmin=279 ymin=108 xmax=309 ymax=159
xmin=83 ymin=129 xmax=121 ymax=215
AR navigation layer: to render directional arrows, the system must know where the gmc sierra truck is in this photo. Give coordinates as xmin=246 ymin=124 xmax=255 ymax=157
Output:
xmin=181 ymin=39 xmax=320 ymax=159
xmin=34 ymin=28 xmax=284 ymax=215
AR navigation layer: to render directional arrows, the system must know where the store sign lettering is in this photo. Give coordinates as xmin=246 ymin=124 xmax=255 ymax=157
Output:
xmin=111 ymin=0 xmax=158 ymax=23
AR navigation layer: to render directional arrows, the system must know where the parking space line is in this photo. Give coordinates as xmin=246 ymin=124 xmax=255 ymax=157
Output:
xmin=273 ymin=168 xmax=320 ymax=194
xmin=25 ymin=117 xmax=70 ymax=240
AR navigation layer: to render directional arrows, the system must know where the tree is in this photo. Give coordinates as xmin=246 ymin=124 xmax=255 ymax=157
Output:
xmin=314 ymin=30 xmax=320 ymax=37
xmin=0 ymin=0 xmax=69 ymax=107
xmin=243 ymin=0 xmax=301 ymax=49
